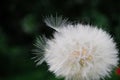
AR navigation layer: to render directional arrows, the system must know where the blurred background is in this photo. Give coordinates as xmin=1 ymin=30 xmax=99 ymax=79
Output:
xmin=0 ymin=0 xmax=120 ymax=80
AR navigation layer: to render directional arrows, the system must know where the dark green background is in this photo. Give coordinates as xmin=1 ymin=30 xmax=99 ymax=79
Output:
xmin=0 ymin=0 xmax=120 ymax=80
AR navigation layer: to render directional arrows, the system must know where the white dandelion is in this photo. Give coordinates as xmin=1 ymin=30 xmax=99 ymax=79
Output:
xmin=34 ymin=16 xmax=119 ymax=80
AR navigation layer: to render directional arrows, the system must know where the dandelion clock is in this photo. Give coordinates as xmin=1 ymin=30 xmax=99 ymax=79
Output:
xmin=33 ymin=16 xmax=119 ymax=80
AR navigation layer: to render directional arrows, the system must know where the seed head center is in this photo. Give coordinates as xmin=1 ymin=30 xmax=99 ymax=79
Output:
xmin=71 ymin=47 xmax=93 ymax=66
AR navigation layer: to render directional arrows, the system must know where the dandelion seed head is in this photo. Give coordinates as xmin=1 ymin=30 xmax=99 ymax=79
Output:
xmin=34 ymin=16 xmax=119 ymax=80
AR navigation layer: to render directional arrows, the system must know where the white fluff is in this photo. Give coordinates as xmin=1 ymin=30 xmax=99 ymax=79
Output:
xmin=34 ymin=16 xmax=119 ymax=80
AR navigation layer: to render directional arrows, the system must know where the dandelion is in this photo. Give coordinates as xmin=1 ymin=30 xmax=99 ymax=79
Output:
xmin=34 ymin=16 xmax=119 ymax=80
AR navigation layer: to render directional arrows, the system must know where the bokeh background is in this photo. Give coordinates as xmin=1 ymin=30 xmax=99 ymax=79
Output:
xmin=0 ymin=0 xmax=120 ymax=80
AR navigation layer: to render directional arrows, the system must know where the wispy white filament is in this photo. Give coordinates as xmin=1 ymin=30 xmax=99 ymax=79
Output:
xmin=34 ymin=16 xmax=119 ymax=80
